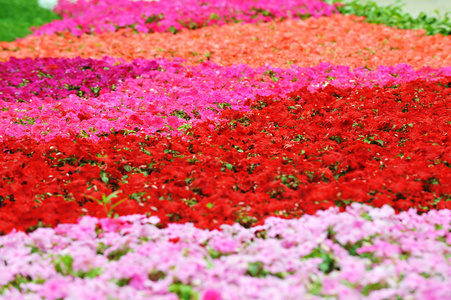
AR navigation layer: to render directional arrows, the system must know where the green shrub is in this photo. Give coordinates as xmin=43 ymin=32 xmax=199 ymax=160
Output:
xmin=326 ymin=0 xmax=451 ymax=36
xmin=0 ymin=0 xmax=61 ymax=42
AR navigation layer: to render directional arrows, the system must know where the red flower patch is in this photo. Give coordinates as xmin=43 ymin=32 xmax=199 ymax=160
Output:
xmin=0 ymin=77 xmax=450 ymax=234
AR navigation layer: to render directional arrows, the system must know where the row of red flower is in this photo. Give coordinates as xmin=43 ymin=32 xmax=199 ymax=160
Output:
xmin=1 ymin=77 xmax=450 ymax=234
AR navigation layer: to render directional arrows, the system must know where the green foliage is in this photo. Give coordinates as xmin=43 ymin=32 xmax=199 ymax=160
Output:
xmin=303 ymin=246 xmax=340 ymax=274
xmin=246 ymin=261 xmax=267 ymax=277
xmin=0 ymin=0 xmax=61 ymax=42
xmin=168 ymin=283 xmax=199 ymax=300
xmin=245 ymin=261 xmax=288 ymax=279
xmin=83 ymin=190 xmax=127 ymax=218
xmin=53 ymin=254 xmax=103 ymax=278
xmin=326 ymin=0 xmax=451 ymax=36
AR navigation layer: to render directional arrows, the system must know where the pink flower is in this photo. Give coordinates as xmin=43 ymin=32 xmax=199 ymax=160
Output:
xmin=167 ymin=116 xmax=180 ymax=129
xmin=202 ymin=289 xmax=222 ymax=300
xmin=100 ymin=218 xmax=121 ymax=232
xmin=38 ymin=278 xmax=68 ymax=300
xmin=210 ymin=238 xmax=239 ymax=253
xmin=129 ymin=272 xmax=147 ymax=290
xmin=151 ymin=116 xmax=165 ymax=128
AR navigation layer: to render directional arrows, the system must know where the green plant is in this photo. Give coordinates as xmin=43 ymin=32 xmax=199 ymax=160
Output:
xmin=0 ymin=0 xmax=61 ymax=42
xmin=83 ymin=190 xmax=127 ymax=218
xmin=168 ymin=283 xmax=199 ymax=300
xmin=325 ymin=0 xmax=451 ymax=35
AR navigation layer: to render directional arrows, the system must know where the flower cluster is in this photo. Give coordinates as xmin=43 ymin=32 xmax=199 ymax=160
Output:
xmin=1 ymin=0 xmax=451 ymax=298
xmin=0 ymin=57 xmax=151 ymax=102
xmin=2 ymin=204 xmax=451 ymax=300
xmin=3 ymin=15 xmax=450 ymax=69
xmin=34 ymin=0 xmax=337 ymax=36
xmin=0 ymin=73 xmax=450 ymax=234
xmin=1 ymin=57 xmax=450 ymax=142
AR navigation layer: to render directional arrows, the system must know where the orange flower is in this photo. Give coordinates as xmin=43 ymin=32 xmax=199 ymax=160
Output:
xmin=1 ymin=15 xmax=450 ymax=69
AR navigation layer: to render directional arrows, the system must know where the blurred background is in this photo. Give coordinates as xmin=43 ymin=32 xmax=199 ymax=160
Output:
xmin=0 ymin=0 xmax=60 ymax=42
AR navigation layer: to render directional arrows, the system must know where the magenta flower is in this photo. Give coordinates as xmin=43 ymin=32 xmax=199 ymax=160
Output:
xmin=202 ymin=289 xmax=222 ymax=300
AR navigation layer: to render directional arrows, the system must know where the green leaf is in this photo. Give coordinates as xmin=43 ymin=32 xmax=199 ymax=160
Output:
xmin=79 ymin=267 xmax=102 ymax=279
xmin=168 ymin=283 xmax=199 ymax=300
xmin=54 ymin=255 xmax=74 ymax=275
xmin=168 ymin=26 xmax=178 ymax=34
xmin=246 ymin=261 xmax=266 ymax=277
xmin=375 ymin=139 xmax=384 ymax=146
xmin=100 ymin=170 xmax=109 ymax=184
xmin=281 ymin=175 xmax=288 ymax=184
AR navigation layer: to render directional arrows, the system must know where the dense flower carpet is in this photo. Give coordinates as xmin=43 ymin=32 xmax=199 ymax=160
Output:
xmin=0 ymin=0 xmax=451 ymax=299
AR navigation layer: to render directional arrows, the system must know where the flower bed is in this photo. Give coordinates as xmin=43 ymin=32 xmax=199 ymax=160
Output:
xmin=36 ymin=0 xmax=337 ymax=36
xmin=2 ymin=57 xmax=450 ymax=141
xmin=1 ymin=0 xmax=451 ymax=299
xmin=2 ymin=204 xmax=451 ymax=299
xmin=2 ymin=15 xmax=451 ymax=69
xmin=0 ymin=65 xmax=450 ymax=234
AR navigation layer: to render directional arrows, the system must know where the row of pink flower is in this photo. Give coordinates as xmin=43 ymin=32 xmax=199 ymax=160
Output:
xmin=35 ymin=0 xmax=337 ymax=36
xmin=1 ymin=57 xmax=451 ymax=142
xmin=1 ymin=203 xmax=451 ymax=299
xmin=0 ymin=57 xmax=157 ymax=102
